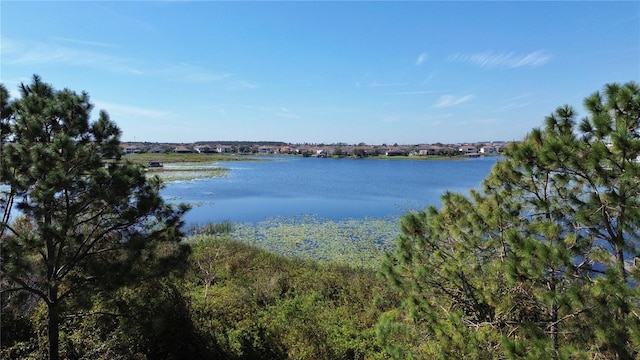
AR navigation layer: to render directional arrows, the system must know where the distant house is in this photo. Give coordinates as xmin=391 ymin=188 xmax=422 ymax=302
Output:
xmin=173 ymin=145 xmax=192 ymax=153
xmin=417 ymin=145 xmax=445 ymax=155
xmin=341 ymin=146 xmax=355 ymax=156
xmin=195 ymin=145 xmax=216 ymax=153
xmin=216 ymin=145 xmax=232 ymax=153
xmin=385 ymin=149 xmax=406 ymax=156
xmin=458 ymin=145 xmax=478 ymax=155
xmin=122 ymin=144 xmax=140 ymax=154
xmin=480 ymin=145 xmax=497 ymax=154
xmin=295 ymin=146 xmax=311 ymax=155
xmin=149 ymin=146 xmax=165 ymax=153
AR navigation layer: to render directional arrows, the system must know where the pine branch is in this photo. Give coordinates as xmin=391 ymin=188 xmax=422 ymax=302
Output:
xmin=0 ymin=272 xmax=49 ymax=304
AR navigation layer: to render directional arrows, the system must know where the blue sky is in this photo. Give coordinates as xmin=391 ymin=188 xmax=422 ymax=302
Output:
xmin=2 ymin=1 xmax=639 ymax=145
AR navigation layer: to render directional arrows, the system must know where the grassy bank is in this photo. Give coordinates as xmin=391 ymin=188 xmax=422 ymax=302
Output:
xmin=124 ymin=152 xmax=254 ymax=165
xmin=146 ymin=167 xmax=230 ymax=181
xmin=124 ymin=153 xmax=250 ymax=181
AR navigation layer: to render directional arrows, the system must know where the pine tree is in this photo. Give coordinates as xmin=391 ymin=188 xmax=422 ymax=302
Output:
xmin=381 ymin=81 xmax=640 ymax=359
xmin=0 ymin=75 xmax=189 ymax=360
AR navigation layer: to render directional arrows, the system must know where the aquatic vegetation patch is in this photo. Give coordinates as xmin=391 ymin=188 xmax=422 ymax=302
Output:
xmin=231 ymin=214 xmax=400 ymax=268
xmin=147 ymin=166 xmax=229 ymax=181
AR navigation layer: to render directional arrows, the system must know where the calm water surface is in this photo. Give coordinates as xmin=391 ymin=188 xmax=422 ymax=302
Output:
xmin=162 ymin=156 xmax=500 ymax=224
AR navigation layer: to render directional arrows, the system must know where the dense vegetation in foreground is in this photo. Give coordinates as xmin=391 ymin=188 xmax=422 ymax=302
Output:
xmin=2 ymin=233 xmax=402 ymax=359
xmin=2 ymin=77 xmax=640 ymax=359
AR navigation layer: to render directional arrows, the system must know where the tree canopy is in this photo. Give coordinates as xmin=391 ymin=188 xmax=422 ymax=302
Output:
xmin=381 ymin=81 xmax=640 ymax=359
xmin=0 ymin=75 xmax=189 ymax=360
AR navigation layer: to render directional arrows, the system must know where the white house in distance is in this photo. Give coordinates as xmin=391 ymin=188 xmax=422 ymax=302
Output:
xmin=416 ymin=145 xmax=446 ymax=155
xmin=480 ymin=144 xmax=497 ymax=154
xmin=216 ymin=145 xmax=233 ymax=153
xmin=194 ymin=145 xmax=215 ymax=153
xmin=480 ymin=141 xmax=506 ymax=154
xmin=458 ymin=145 xmax=478 ymax=155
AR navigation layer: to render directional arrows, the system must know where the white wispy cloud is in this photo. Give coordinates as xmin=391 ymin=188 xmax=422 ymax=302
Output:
xmin=420 ymin=72 xmax=436 ymax=85
xmin=416 ymin=52 xmax=428 ymax=65
xmin=238 ymin=105 xmax=275 ymax=112
xmin=228 ymin=80 xmax=259 ymax=90
xmin=497 ymin=93 xmax=534 ymax=111
xmin=434 ymin=94 xmax=474 ymax=108
xmin=2 ymin=38 xmax=238 ymax=84
xmin=93 ymin=100 xmax=173 ymax=120
xmin=276 ymin=107 xmax=301 ymax=119
xmin=497 ymin=102 xmax=530 ymax=112
xmin=161 ymin=63 xmax=232 ymax=83
xmin=308 ymin=106 xmax=356 ymax=115
xmin=448 ymin=50 xmax=551 ymax=68
xmin=392 ymin=90 xmax=439 ymax=95
xmin=381 ymin=114 xmax=401 ymax=123
xmin=1 ymin=38 xmax=136 ymax=73
xmin=51 ymin=36 xmax=119 ymax=48
xmin=421 ymin=113 xmax=453 ymax=126
xmin=369 ymin=81 xmax=406 ymax=87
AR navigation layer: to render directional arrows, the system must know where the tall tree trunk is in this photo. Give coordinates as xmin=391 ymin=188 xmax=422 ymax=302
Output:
xmin=48 ymin=297 xmax=59 ymax=360
xmin=46 ymin=206 xmax=59 ymax=360
xmin=616 ymin=246 xmax=626 ymax=283
xmin=548 ymin=272 xmax=558 ymax=360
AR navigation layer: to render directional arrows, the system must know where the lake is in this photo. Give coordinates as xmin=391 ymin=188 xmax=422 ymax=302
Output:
xmin=162 ymin=156 xmax=501 ymax=225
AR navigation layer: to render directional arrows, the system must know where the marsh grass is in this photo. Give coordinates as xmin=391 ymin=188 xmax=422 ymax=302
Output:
xmin=188 ymin=220 xmax=234 ymax=236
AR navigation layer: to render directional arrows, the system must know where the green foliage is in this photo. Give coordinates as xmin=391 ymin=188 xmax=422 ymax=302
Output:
xmin=0 ymin=75 xmax=189 ymax=360
xmin=7 ymin=278 xmax=214 ymax=360
xmin=106 ymin=279 xmax=209 ymax=359
xmin=353 ymin=148 xmax=367 ymax=158
xmin=382 ymin=81 xmax=640 ymax=359
xmin=184 ymin=235 xmax=401 ymax=359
